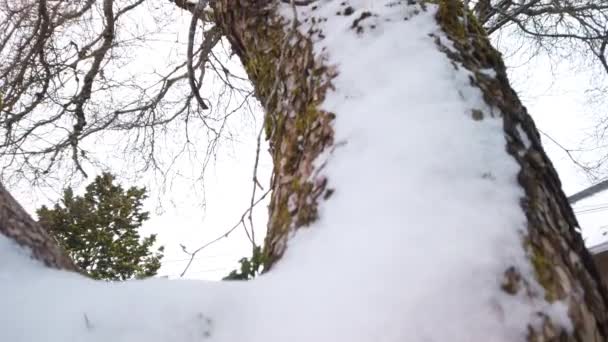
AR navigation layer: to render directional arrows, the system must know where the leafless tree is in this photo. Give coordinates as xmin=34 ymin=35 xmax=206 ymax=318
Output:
xmin=0 ymin=0 xmax=255 ymax=189
xmin=0 ymin=0 xmax=606 ymax=186
xmin=471 ymin=0 xmax=607 ymax=74
xmin=468 ymin=0 xmax=608 ymax=177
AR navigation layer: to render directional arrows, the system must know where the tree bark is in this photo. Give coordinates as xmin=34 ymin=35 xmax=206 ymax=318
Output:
xmin=0 ymin=183 xmax=76 ymax=271
xmin=210 ymin=0 xmax=608 ymax=340
xmin=211 ymin=0 xmax=337 ymax=268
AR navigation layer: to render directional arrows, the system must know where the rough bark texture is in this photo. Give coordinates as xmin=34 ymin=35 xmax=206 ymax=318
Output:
xmin=433 ymin=1 xmax=608 ymax=340
xmin=211 ymin=0 xmax=608 ymax=340
xmin=0 ymin=183 xmax=76 ymax=271
xmin=212 ymin=0 xmax=337 ymax=269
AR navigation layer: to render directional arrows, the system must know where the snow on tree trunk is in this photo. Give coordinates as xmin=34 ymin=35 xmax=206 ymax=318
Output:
xmin=212 ymin=0 xmax=608 ymax=340
xmin=1 ymin=0 xmax=608 ymax=341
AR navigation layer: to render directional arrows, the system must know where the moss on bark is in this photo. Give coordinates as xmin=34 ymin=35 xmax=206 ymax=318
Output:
xmin=211 ymin=1 xmax=608 ymax=338
xmin=212 ymin=0 xmax=336 ymax=269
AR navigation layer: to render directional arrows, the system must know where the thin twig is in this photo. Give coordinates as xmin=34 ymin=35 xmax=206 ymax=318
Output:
xmin=187 ymin=0 xmax=210 ymax=110
xmin=245 ymin=0 xmax=300 ymax=247
xmin=538 ymin=128 xmax=592 ymax=173
xmin=179 ymin=189 xmax=271 ymax=277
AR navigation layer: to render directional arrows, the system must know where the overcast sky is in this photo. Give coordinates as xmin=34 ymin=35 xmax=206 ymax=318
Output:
xmin=6 ymin=5 xmax=608 ymax=281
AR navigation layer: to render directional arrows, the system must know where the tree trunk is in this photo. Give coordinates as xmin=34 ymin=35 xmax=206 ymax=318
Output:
xmin=0 ymin=182 xmax=76 ymax=271
xmin=211 ymin=0 xmax=608 ymax=340
xmin=211 ymin=0 xmax=337 ymax=267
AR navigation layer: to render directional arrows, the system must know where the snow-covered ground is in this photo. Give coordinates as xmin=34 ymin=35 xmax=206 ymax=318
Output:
xmin=0 ymin=1 xmax=571 ymax=341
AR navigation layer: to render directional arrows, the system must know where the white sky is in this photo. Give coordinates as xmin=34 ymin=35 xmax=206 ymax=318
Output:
xmin=5 ymin=4 xmax=608 ymax=281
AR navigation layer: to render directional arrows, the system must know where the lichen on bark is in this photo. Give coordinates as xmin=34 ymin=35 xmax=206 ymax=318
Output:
xmin=212 ymin=0 xmax=337 ymax=269
xmin=431 ymin=0 xmax=608 ymax=340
